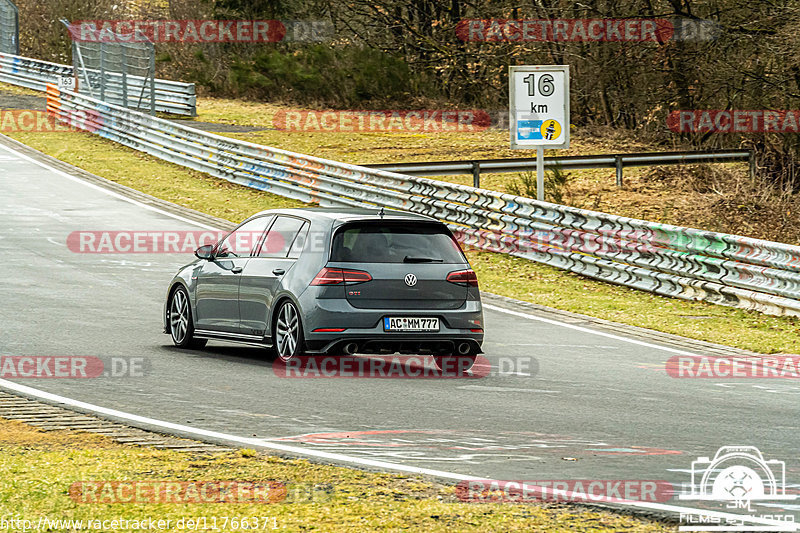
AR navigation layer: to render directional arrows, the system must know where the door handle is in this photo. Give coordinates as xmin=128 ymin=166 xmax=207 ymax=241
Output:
xmin=231 ymin=266 xmax=243 ymax=274
xmin=272 ymin=269 xmax=286 ymax=276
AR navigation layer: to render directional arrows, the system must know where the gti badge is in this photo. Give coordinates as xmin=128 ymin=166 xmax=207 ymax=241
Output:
xmin=404 ymin=273 xmax=417 ymax=287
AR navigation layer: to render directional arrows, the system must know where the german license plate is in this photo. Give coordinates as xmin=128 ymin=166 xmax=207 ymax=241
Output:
xmin=383 ymin=317 xmax=439 ymax=332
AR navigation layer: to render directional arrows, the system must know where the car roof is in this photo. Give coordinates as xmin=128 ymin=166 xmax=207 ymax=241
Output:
xmin=248 ymin=207 xmax=440 ymax=224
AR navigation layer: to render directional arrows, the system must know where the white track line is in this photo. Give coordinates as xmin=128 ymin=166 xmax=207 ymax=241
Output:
xmin=2 ymin=140 xmax=793 ymax=529
xmin=0 ymin=379 xmax=793 ymax=530
xmin=483 ymin=303 xmax=704 ymax=357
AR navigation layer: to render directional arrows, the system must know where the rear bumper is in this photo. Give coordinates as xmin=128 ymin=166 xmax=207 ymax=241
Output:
xmin=307 ymin=336 xmax=483 ymax=356
xmin=301 ymin=296 xmax=484 ymax=355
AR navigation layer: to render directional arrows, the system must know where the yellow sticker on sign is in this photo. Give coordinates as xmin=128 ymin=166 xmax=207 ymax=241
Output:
xmin=540 ymin=119 xmax=562 ymax=141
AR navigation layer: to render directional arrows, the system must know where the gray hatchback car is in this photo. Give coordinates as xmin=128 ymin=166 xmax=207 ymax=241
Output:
xmin=164 ymin=208 xmax=484 ymax=370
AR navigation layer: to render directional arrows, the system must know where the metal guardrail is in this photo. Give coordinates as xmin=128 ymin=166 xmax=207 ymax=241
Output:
xmin=45 ymin=84 xmax=800 ymax=317
xmin=366 ymin=150 xmax=755 ymax=188
xmin=0 ymin=53 xmax=195 ymax=116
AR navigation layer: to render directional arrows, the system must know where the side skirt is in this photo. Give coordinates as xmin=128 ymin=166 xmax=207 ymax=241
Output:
xmin=194 ymin=329 xmax=273 ymax=348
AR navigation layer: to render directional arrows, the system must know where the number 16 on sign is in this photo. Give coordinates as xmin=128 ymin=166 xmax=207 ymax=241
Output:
xmin=509 ymin=65 xmax=570 ymax=200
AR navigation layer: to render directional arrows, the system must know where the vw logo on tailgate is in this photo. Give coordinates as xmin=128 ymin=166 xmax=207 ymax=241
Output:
xmin=404 ymin=273 xmax=417 ymax=287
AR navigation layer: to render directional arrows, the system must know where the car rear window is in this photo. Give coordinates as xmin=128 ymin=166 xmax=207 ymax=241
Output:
xmin=330 ymin=222 xmax=466 ymax=264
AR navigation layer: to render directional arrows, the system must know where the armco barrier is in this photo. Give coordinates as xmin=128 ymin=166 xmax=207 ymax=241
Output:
xmin=0 ymin=53 xmax=195 ymax=116
xmin=45 ymin=84 xmax=800 ymax=317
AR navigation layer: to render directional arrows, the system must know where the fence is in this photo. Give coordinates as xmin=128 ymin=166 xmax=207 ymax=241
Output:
xmin=45 ymin=84 xmax=800 ymax=317
xmin=0 ymin=0 xmax=17 ymax=55
xmin=65 ymin=18 xmax=157 ymax=115
xmin=0 ymin=53 xmax=195 ymax=116
xmin=367 ymin=150 xmax=754 ymax=188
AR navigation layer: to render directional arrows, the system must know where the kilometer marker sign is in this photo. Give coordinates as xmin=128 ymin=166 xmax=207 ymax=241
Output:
xmin=509 ymin=65 xmax=570 ymax=200
xmin=509 ymin=65 xmax=570 ymax=149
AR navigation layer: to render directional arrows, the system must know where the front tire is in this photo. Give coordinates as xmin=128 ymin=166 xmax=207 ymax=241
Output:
xmin=274 ymin=300 xmax=304 ymax=362
xmin=168 ymin=286 xmax=207 ymax=349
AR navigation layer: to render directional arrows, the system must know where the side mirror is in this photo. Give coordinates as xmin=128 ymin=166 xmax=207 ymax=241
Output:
xmin=195 ymin=244 xmax=214 ymax=260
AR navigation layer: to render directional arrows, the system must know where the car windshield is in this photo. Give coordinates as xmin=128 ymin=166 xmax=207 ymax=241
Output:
xmin=331 ymin=222 xmax=465 ymax=264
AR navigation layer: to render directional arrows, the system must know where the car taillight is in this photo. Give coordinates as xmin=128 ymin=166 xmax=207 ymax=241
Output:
xmin=447 ymin=269 xmax=478 ymax=287
xmin=311 ymin=267 xmax=372 ymax=285
xmin=343 ymin=269 xmax=373 ymax=283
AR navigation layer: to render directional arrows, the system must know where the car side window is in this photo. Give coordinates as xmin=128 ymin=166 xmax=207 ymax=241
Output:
xmin=258 ymin=216 xmax=306 ymax=258
xmin=215 ymin=216 xmax=273 ymax=258
xmin=287 ymin=222 xmax=309 ymax=259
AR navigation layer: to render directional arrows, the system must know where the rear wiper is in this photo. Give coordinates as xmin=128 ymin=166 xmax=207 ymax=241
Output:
xmin=403 ymin=256 xmax=443 ymax=263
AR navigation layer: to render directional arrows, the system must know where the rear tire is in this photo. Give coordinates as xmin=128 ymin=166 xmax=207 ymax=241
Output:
xmin=274 ymin=300 xmax=305 ymax=362
xmin=168 ymin=286 xmax=207 ymax=349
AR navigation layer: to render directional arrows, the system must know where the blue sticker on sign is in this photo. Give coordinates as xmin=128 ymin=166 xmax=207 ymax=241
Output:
xmin=517 ymin=119 xmax=543 ymax=140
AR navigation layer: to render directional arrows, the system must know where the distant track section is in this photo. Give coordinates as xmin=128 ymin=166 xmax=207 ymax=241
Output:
xmin=0 ymin=52 xmax=195 ymax=115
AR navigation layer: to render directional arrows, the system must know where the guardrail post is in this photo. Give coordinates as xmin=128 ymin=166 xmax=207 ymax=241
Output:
xmin=749 ymin=151 xmax=756 ymax=181
xmin=471 ymin=161 xmax=481 ymax=188
xmin=615 ymin=155 xmax=623 ymax=187
xmin=537 ymin=146 xmax=544 ymax=201
xmin=149 ymin=46 xmax=156 ymax=116
xmin=99 ymin=43 xmax=105 ymax=102
xmin=120 ymin=45 xmax=127 ymax=109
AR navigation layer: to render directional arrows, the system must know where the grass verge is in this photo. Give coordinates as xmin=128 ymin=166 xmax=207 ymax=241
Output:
xmin=5 ymin=128 xmax=800 ymax=354
xmin=0 ymin=419 xmax=674 ymax=532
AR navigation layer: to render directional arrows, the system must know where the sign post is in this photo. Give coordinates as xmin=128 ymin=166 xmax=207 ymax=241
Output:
xmin=509 ymin=65 xmax=570 ymax=201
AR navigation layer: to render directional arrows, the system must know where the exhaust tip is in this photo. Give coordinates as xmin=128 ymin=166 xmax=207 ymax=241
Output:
xmin=457 ymin=342 xmax=472 ymax=355
xmin=343 ymin=342 xmax=359 ymax=355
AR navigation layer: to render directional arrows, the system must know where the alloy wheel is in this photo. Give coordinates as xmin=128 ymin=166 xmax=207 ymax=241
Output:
xmin=275 ymin=301 xmax=300 ymax=361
